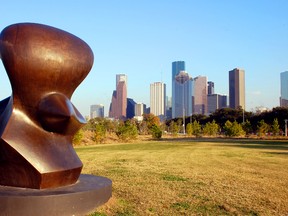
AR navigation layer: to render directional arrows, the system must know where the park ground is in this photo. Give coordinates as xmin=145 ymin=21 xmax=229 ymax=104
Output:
xmin=75 ymin=136 xmax=288 ymax=216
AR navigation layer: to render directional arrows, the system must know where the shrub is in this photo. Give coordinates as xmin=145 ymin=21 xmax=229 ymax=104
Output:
xmin=73 ymin=129 xmax=83 ymax=145
xmin=116 ymin=120 xmax=138 ymax=141
xmin=150 ymin=124 xmax=162 ymax=139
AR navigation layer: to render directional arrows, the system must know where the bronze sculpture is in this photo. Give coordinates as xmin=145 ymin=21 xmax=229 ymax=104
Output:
xmin=0 ymin=23 xmax=94 ymax=189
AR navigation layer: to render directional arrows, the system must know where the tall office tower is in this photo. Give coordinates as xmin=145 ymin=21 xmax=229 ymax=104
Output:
xmin=280 ymin=71 xmax=288 ymax=107
xmin=193 ymin=76 xmax=208 ymax=115
xmin=109 ymin=74 xmax=127 ymax=119
xmin=172 ymin=61 xmax=185 ymax=118
xmin=207 ymin=94 xmax=227 ymax=115
xmin=150 ymin=82 xmax=166 ymax=120
xmin=229 ymin=68 xmax=245 ymax=109
xmin=174 ymin=71 xmax=193 ymax=118
xmin=207 ymin=81 xmax=214 ymax=95
xmin=90 ymin=104 xmax=104 ymax=119
xmin=126 ymin=98 xmax=136 ymax=119
xmin=116 ymin=74 xmax=127 ymax=88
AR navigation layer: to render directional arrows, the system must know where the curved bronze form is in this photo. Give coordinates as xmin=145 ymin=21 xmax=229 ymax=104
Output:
xmin=0 ymin=23 xmax=93 ymax=189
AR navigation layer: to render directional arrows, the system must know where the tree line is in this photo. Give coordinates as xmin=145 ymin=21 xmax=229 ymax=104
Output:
xmin=73 ymin=107 xmax=288 ymax=144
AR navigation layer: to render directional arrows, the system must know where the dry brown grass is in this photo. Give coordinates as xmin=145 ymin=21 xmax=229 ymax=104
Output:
xmin=76 ymin=137 xmax=288 ymax=216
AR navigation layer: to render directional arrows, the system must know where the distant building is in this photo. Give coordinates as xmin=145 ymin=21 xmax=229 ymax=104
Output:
xmin=135 ymin=103 xmax=146 ymax=117
xmin=166 ymin=96 xmax=172 ymax=120
xmin=229 ymin=68 xmax=245 ymax=109
xmin=150 ymin=82 xmax=166 ymax=120
xmin=174 ymin=71 xmax=193 ymax=118
xmin=90 ymin=104 xmax=104 ymax=119
xmin=109 ymin=74 xmax=127 ymax=119
xmin=280 ymin=71 xmax=288 ymax=107
xmin=193 ymin=76 xmax=207 ymax=115
xmin=207 ymin=94 xmax=227 ymax=114
xmin=126 ymin=98 xmax=136 ymax=119
xmin=207 ymin=81 xmax=214 ymax=95
xmin=116 ymin=74 xmax=127 ymax=89
xmin=172 ymin=61 xmax=187 ymax=118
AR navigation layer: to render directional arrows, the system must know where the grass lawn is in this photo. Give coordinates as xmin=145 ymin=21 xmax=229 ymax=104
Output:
xmin=75 ymin=138 xmax=288 ymax=216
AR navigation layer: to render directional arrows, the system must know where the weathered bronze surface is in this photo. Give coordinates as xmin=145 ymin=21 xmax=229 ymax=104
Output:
xmin=0 ymin=174 xmax=112 ymax=216
xmin=0 ymin=23 xmax=94 ymax=189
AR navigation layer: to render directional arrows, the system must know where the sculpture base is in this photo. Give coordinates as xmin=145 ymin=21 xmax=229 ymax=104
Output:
xmin=0 ymin=174 xmax=112 ymax=216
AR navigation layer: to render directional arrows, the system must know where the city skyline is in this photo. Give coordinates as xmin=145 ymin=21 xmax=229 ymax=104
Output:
xmin=0 ymin=1 xmax=287 ymax=117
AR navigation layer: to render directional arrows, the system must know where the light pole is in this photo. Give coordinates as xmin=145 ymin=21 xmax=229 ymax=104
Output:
xmin=182 ymin=81 xmax=185 ymax=135
xmin=285 ymin=119 xmax=287 ymax=137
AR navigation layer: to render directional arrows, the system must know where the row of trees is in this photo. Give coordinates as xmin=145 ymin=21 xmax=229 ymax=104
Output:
xmin=76 ymin=113 xmax=163 ymax=144
xmin=167 ymin=118 xmax=281 ymax=137
xmin=74 ymin=107 xmax=288 ymax=144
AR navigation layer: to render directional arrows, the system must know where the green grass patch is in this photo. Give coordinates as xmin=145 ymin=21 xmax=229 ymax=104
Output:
xmin=77 ymin=138 xmax=288 ymax=216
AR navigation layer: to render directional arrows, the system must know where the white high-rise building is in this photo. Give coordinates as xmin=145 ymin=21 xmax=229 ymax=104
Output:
xmin=90 ymin=104 xmax=104 ymax=119
xmin=150 ymin=82 xmax=166 ymax=120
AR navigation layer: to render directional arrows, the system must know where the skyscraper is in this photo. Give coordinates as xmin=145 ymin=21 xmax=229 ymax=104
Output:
xmin=193 ymin=76 xmax=208 ymax=115
xmin=126 ymin=98 xmax=136 ymax=119
xmin=207 ymin=94 xmax=227 ymax=115
xmin=280 ymin=71 xmax=288 ymax=107
xmin=173 ymin=71 xmax=193 ymax=118
xmin=90 ymin=104 xmax=104 ymax=119
xmin=116 ymin=74 xmax=127 ymax=88
xmin=109 ymin=74 xmax=127 ymax=119
xmin=150 ymin=82 xmax=166 ymax=120
xmin=172 ymin=61 xmax=186 ymax=118
xmin=229 ymin=68 xmax=245 ymax=109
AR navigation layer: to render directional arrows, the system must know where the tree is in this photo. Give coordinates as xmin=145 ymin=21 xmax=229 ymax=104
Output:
xmin=142 ymin=113 xmax=160 ymax=132
xmin=116 ymin=120 xmax=138 ymax=141
xmin=242 ymin=120 xmax=253 ymax=135
xmin=271 ymin=118 xmax=280 ymax=136
xmin=186 ymin=123 xmax=193 ymax=136
xmin=150 ymin=124 xmax=162 ymax=139
xmin=257 ymin=119 xmax=270 ymax=137
xmin=72 ymin=129 xmax=83 ymax=145
xmin=169 ymin=120 xmax=179 ymax=136
xmin=94 ymin=123 xmax=106 ymax=143
xmin=192 ymin=120 xmax=202 ymax=137
xmin=223 ymin=120 xmax=245 ymax=137
xmin=202 ymin=120 xmax=219 ymax=136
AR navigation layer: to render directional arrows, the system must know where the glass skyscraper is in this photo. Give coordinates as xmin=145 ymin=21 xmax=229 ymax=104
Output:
xmin=280 ymin=71 xmax=288 ymax=107
xmin=172 ymin=68 xmax=193 ymax=118
xmin=172 ymin=61 xmax=193 ymax=118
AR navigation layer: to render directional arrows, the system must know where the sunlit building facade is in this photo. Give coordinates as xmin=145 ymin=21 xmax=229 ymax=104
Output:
xmin=207 ymin=94 xmax=227 ymax=115
xmin=280 ymin=71 xmax=288 ymax=107
xmin=150 ymin=82 xmax=166 ymax=120
xmin=193 ymin=76 xmax=208 ymax=115
xmin=90 ymin=104 xmax=104 ymax=119
xmin=229 ymin=68 xmax=245 ymax=109
xmin=109 ymin=74 xmax=127 ymax=119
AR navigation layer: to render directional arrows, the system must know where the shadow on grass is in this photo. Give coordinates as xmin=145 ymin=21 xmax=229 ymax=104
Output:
xmin=158 ymin=136 xmax=288 ymax=151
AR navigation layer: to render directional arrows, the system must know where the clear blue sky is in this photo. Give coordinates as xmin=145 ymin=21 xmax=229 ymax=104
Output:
xmin=1 ymin=1 xmax=287 ymax=117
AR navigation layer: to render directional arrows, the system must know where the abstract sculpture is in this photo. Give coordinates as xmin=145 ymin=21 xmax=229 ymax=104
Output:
xmin=0 ymin=23 xmax=93 ymax=189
